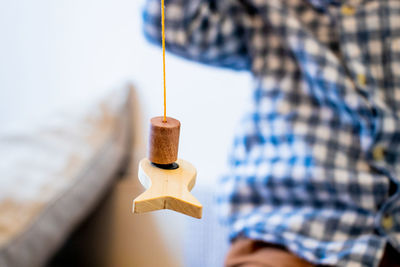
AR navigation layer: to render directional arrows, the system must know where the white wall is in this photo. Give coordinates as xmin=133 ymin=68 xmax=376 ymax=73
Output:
xmin=0 ymin=0 xmax=251 ymax=265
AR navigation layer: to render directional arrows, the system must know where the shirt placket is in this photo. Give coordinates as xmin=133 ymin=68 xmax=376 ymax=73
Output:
xmin=339 ymin=1 xmax=400 ymax=248
xmin=370 ymin=115 xmax=400 ymax=249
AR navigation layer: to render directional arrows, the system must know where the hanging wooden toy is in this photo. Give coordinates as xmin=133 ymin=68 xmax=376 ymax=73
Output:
xmin=132 ymin=0 xmax=202 ymax=219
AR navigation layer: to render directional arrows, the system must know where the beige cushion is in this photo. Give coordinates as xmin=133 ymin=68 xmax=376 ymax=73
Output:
xmin=0 ymin=86 xmax=132 ymax=267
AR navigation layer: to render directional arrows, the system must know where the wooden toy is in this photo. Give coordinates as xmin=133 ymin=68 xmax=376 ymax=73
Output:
xmin=133 ymin=117 xmax=202 ymax=219
xmin=132 ymin=1 xmax=202 ymax=219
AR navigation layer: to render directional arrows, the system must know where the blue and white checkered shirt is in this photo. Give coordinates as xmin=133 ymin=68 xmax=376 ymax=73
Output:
xmin=143 ymin=1 xmax=400 ymax=266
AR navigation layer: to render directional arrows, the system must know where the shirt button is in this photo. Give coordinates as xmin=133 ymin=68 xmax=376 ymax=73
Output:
xmin=357 ymin=74 xmax=366 ymax=86
xmin=373 ymin=146 xmax=385 ymax=161
xmin=382 ymin=214 xmax=394 ymax=230
xmin=341 ymin=5 xmax=356 ymax=16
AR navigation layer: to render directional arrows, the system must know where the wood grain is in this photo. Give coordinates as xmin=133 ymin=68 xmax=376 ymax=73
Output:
xmin=148 ymin=116 xmax=180 ymax=165
xmin=133 ymin=158 xmax=202 ymax=219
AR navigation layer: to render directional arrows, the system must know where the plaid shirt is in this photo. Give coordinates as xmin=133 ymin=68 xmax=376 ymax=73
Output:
xmin=143 ymin=0 xmax=400 ymax=266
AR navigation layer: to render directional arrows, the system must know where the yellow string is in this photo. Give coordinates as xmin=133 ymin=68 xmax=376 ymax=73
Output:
xmin=161 ymin=0 xmax=167 ymax=122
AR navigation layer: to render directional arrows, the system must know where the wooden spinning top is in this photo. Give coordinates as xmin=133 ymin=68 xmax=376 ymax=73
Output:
xmin=133 ymin=116 xmax=202 ymax=219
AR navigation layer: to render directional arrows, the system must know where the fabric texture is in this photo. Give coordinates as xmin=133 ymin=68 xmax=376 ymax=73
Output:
xmin=0 ymin=86 xmax=131 ymax=267
xmin=143 ymin=0 xmax=400 ymax=266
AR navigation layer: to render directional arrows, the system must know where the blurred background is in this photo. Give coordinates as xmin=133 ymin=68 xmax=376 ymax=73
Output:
xmin=0 ymin=0 xmax=251 ymax=266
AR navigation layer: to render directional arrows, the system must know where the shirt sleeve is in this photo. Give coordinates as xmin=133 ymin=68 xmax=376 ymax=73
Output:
xmin=142 ymin=0 xmax=251 ymax=70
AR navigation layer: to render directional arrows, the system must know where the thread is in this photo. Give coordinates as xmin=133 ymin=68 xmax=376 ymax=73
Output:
xmin=161 ymin=0 xmax=167 ymax=122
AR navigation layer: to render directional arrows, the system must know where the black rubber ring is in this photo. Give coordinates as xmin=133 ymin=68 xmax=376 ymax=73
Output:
xmin=151 ymin=162 xmax=179 ymax=170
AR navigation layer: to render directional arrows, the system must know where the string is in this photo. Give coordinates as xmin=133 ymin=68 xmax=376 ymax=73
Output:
xmin=161 ymin=0 xmax=167 ymax=122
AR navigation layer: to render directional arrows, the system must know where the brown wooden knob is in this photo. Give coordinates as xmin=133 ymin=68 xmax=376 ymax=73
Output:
xmin=148 ymin=116 xmax=180 ymax=165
